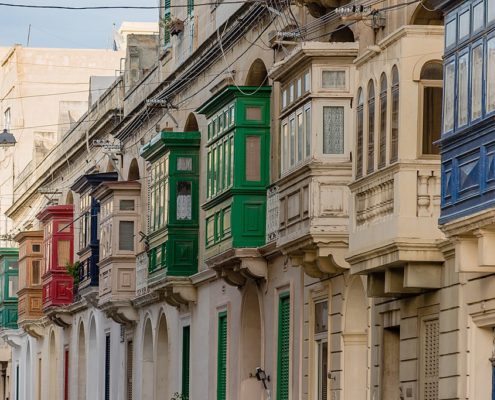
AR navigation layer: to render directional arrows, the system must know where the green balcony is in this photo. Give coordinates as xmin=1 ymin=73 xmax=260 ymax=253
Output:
xmin=0 ymin=248 xmax=19 ymax=329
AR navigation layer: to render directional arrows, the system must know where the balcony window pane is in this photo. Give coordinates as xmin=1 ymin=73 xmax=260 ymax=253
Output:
xmin=223 ymin=207 xmax=231 ymax=236
xmin=281 ymin=122 xmax=288 ymax=172
xmin=379 ymin=75 xmax=387 ymax=168
xmin=304 ymin=71 xmax=311 ymax=92
xmin=323 ymin=106 xmax=344 ymax=154
xmin=422 ymin=87 xmax=443 ymax=155
xmin=32 ymin=261 xmax=41 ymax=285
xmin=289 ymin=117 xmax=296 ymax=167
xmin=120 ymin=200 xmax=135 ymax=211
xmin=473 ymin=2 xmax=484 ymax=31
xmin=305 ymin=105 xmax=311 ymax=158
xmin=314 ymin=301 xmax=328 ymax=334
xmin=296 ymin=78 xmax=302 ymax=98
xmin=472 ymin=45 xmax=483 ymax=120
xmin=356 ymin=89 xmax=364 ymax=177
xmin=58 ymin=240 xmax=71 ymax=267
xmin=246 ymin=106 xmax=262 ymax=121
xmin=458 ymin=10 xmax=470 ymax=40
xmin=177 ymin=181 xmax=192 ymax=220
xmin=445 ymin=19 xmax=456 ymax=47
xmin=9 ymin=276 xmax=18 ymax=297
xmin=489 ymin=0 xmax=495 ymax=23
xmin=177 ymin=157 xmax=193 ymax=171
xmin=488 ymin=38 xmax=495 ymax=113
xmin=245 ymin=136 xmax=261 ymax=181
xmin=443 ymin=61 xmax=455 ymax=132
xmin=457 ymin=53 xmax=469 ymax=127
xmin=367 ymin=81 xmax=375 ymax=174
xmin=391 ymin=67 xmax=399 ymax=163
xmin=297 ymin=112 xmax=303 ymax=162
xmin=119 ymin=221 xmax=134 ymax=251
xmin=322 ymin=70 xmax=345 ymax=89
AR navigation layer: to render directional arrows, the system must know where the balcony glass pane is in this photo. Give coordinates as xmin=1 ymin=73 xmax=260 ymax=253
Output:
xmin=472 ymin=45 xmax=483 ymax=120
xmin=473 ymin=2 xmax=484 ymax=31
xmin=177 ymin=181 xmax=192 ymax=220
xmin=305 ymin=105 xmax=311 ymax=158
xmin=457 ymin=53 xmax=469 ymax=127
xmin=458 ymin=10 xmax=470 ymax=41
xmin=289 ymin=117 xmax=296 ymax=167
xmin=322 ymin=70 xmax=345 ymax=89
xmin=487 ymin=38 xmax=495 ymax=113
xmin=297 ymin=112 xmax=303 ymax=162
xmin=119 ymin=221 xmax=134 ymax=251
xmin=32 ymin=261 xmax=41 ymax=285
xmin=443 ymin=61 xmax=455 ymax=132
xmin=245 ymin=136 xmax=261 ymax=182
xmin=323 ymin=106 xmax=344 ymax=154
xmin=9 ymin=276 xmax=18 ymax=297
xmin=58 ymin=240 xmax=71 ymax=267
xmin=445 ymin=19 xmax=456 ymax=47
xmin=489 ymin=0 xmax=495 ymax=23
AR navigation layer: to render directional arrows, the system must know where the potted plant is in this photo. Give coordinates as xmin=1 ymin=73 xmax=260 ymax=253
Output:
xmin=65 ymin=261 xmax=81 ymax=296
xmin=170 ymin=393 xmax=188 ymax=400
xmin=161 ymin=16 xmax=184 ymax=36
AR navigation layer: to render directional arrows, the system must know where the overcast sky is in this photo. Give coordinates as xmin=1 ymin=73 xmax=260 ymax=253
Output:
xmin=0 ymin=0 xmax=157 ymax=49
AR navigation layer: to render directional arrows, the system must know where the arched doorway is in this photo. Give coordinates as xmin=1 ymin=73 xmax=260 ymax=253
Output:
xmin=329 ymin=25 xmax=355 ymax=42
xmin=410 ymin=3 xmax=443 ymax=25
xmin=49 ymin=331 xmax=58 ymax=399
xmin=245 ymin=59 xmax=268 ymax=87
xmin=88 ymin=317 xmax=98 ymax=399
xmin=26 ymin=341 xmax=32 ymax=400
xmin=343 ymin=277 xmax=368 ymax=400
xmin=128 ymin=159 xmax=140 ymax=181
xmin=156 ymin=315 xmax=169 ymax=398
xmin=142 ymin=319 xmax=154 ymax=400
xmin=78 ymin=322 xmax=86 ymax=400
xmin=184 ymin=113 xmax=199 ymax=132
xmin=239 ymin=283 xmax=263 ymax=400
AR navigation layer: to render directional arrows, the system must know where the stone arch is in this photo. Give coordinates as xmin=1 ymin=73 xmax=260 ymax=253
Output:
xmin=155 ymin=314 xmax=170 ymax=398
xmin=65 ymin=191 xmax=74 ymax=205
xmin=410 ymin=2 xmax=443 ymax=25
xmin=329 ymin=25 xmax=355 ymax=42
xmin=239 ymin=282 xmax=263 ymax=400
xmin=49 ymin=330 xmax=58 ymax=399
xmin=78 ymin=321 xmax=87 ymax=400
xmin=26 ymin=340 xmax=32 ymax=400
xmin=128 ymin=158 xmax=140 ymax=181
xmin=245 ymin=59 xmax=268 ymax=87
xmin=142 ymin=318 xmax=154 ymax=400
xmin=184 ymin=113 xmax=199 ymax=132
xmin=87 ymin=316 xmax=98 ymax=399
xmin=342 ymin=277 xmax=368 ymax=400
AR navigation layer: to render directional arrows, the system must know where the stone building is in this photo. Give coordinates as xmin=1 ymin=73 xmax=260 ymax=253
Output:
xmin=6 ymin=1 xmax=494 ymax=400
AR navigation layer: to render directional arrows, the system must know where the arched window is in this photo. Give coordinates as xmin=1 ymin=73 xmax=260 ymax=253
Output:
xmin=367 ymin=80 xmax=376 ymax=174
xmin=379 ymin=74 xmax=388 ymax=168
xmin=390 ymin=66 xmax=399 ymax=163
xmin=420 ymin=61 xmax=443 ymax=155
xmin=356 ymin=88 xmax=364 ymax=178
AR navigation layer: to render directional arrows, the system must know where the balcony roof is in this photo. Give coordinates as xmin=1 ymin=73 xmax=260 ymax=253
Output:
xmin=70 ymin=172 xmax=118 ymax=194
xmin=92 ymin=180 xmax=141 ymax=201
xmin=140 ymin=130 xmax=200 ymax=162
xmin=36 ymin=204 xmax=74 ymax=222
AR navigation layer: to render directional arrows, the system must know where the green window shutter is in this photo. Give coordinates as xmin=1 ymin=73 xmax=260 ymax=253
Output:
xmin=187 ymin=0 xmax=194 ymax=17
xmin=182 ymin=326 xmax=191 ymax=399
xmin=163 ymin=0 xmax=171 ymax=46
xmin=217 ymin=312 xmax=228 ymax=400
xmin=277 ymin=294 xmax=290 ymax=400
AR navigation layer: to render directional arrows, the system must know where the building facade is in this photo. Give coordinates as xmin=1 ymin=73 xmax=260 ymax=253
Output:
xmin=3 ymin=1 xmax=495 ymax=400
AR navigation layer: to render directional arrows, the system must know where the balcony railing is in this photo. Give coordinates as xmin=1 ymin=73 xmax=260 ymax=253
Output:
xmin=266 ymin=185 xmax=279 ymax=243
xmin=135 ymin=251 xmax=149 ymax=296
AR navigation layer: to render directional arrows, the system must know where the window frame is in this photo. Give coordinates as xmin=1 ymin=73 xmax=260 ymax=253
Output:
xmin=367 ymin=80 xmax=376 ymax=174
xmin=390 ymin=67 xmax=399 ymax=164
xmin=486 ymin=32 xmax=495 ymax=117
xmin=456 ymin=48 xmax=471 ymax=130
xmin=471 ymin=39 xmax=485 ymax=123
xmin=356 ymin=88 xmax=364 ymax=178
xmin=378 ymin=73 xmax=388 ymax=168
xmin=442 ymin=56 xmax=456 ymax=135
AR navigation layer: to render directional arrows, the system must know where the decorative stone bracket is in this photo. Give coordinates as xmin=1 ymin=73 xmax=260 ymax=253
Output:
xmin=207 ymin=248 xmax=267 ymax=287
xmin=22 ymin=321 xmax=44 ymax=339
xmin=99 ymin=300 xmax=138 ymax=326
xmin=453 ymin=229 xmax=495 ymax=273
xmin=0 ymin=330 xmax=23 ymax=348
xmin=161 ymin=278 xmax=197 ymax=307
xmin=288 ymin=244 xmax=350 ymax=279
xmin=46 ymin=307 xmax=73 ymax=328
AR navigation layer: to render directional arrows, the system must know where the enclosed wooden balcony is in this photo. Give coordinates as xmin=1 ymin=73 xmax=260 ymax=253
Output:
xmin=0 ymin=248 xmax=19 ymax=329
xmin=14 ymin=231 xmax=44 ymax=336
xmin=92 ymin=180 xmax=141 ymax=323
xmin=36 ymin=205 xmax=74 ymax=311
xmin=347 ymin=162 xmax=444 ymax=296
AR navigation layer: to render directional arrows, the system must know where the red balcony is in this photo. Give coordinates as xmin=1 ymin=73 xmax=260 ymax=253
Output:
xmin=36 ymin=205 xmax=74 ymax=310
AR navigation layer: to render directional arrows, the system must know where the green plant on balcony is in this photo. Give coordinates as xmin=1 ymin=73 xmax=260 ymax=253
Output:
xmin=170 ymin=393 xmax=188 ymax=400
xmin=65 ymin=261 xmax=80 ymax=286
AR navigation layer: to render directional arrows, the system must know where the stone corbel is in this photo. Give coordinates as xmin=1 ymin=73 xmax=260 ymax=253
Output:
xmin=454 ymin=232 xmax=495 ymax=273
xmin=100 ymin=301 xmax=138 ymax=326
xmin=289 ymin=246 xmax=350 ymax=279
xmin=162 ymin=278 xmax=197 ymax=308
xmin=23 ymin=322 xmax=44 ymax=339
xmin=212 ymin=250 xmax=268 ymax=287
xmin=0 ymin=330 xmax=23 ymax=348
xmin=46 ymin=308 xmax=73 ymax=328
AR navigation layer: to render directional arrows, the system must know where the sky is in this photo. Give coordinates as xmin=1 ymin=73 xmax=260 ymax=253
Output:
xmin=0 ymin=0 xmax=158 ymax=49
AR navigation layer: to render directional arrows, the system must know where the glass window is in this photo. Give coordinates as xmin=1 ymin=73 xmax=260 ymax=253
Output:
xmin=296 ymin=78 xmax=302 ymax=98
xmin=9 ymin=276 xmax=18 ymax=297
xmin=314 ymin=301 xmax=328 ymax=400
xmin=457 ymin=53 xmax=469 ymax=127
xmin=473 ymin=1 xmax=484 ymax=31
xmin=281 ymin=121 xmax=288 ymax=172
xmin=445 ymin=19 xmax=456 ymax=48
xmin=305 ymin=105 xmax=311 ymax=158
xmin=297 ymin=112 xmax=303 ymax=162
xmin=289 ymin=116 xmax=296 ymax=167
xmin=356 ymin=88 xmax=364 ymax=177
xmin=177 ymin=157 xmax=193 ymax=171
xmin=245 ymin=106 xmax=262 ymax=121
xmin=304 ymin=71 xmax=311 ymax=92
xmin=458 ymin=9 xmax=470 ymax=40
xmin=120 ymin=199 xmax=135 ymax=211
xmin=32 ymin=260 xmax=41 ymax=285
xmin=282 ymin=90 xmax=288 ymax=109
xmin=489 ymin=0 xmax=495 ymax=24
xmin=32 ymin=244 xmax=41 ymax=253
xmin=289 ymin=83 xmax=294 ymax=103
xmin=177 ymin=181 xmax=192 ymax=220
xmin=472 ymin=45 xmax=483 ymax=120
xmin=57 ymin=240 xmax=71 ymax=267
xmin=443 ymin=61 xmax=455 ymax=132
xmin=487 ymin=38 xmax=495 ymax=113
xmin=119 ymin=221 xmax=134 ymax=251
xmin=379 ymin=74 xmax=387 ymax=168
xmin=322 ymin=70 xmax=346 ymax=89
xmin=323 ymin=106 xmax=344 ymax=154
xmin=422 ymin=87 xmax=443 ymax=154
xmin=391 ymin=67 xmax=399 ymax=163
xmin=367 ymin=80 xmax=376 ymax=174
xmin=245 ymin=137 xmax=261 ymax=182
